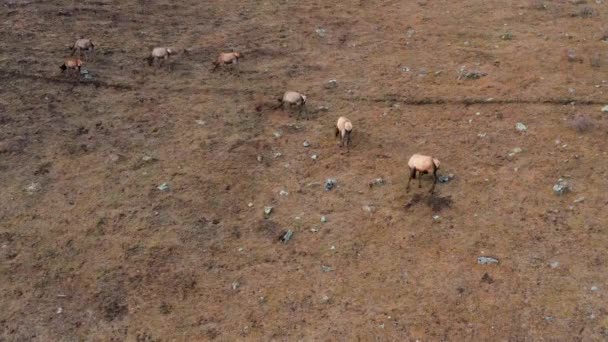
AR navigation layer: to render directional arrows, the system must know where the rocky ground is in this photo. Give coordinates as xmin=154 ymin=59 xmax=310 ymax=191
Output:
xmin=1 ymin=0 xmax=608 ymax=340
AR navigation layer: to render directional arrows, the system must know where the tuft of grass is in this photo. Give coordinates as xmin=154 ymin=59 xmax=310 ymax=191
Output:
xmin=500 ymin=32 xmax=513 ymax=41
xmin=601 ymin=29 xmax=608 ymax=41
xmin=577 ymin=6 xmax=594 ymax=18
xmin=590 ymin=54 xmax=602 ymax=68
xmin=566 ymin=114 xmax=595 ymax=133
xmin=529 ymin=0 xmax=547 ymax=10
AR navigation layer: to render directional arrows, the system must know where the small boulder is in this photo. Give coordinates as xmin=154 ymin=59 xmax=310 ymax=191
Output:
xmin=553 ymin=179 xmax=570 ymax=196
xmin=324 ymin=178 xmax=337 ymax=191
xmin=157 ymin=182 xmax=170 ymax=191
xmin=477 ymin=256 xmax=499 ymax=265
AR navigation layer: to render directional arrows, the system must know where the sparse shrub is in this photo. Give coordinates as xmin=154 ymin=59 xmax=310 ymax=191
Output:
xmin=565 ymin=49 xmax=583 ymax=63
xmin=500 ymin=32 xmax=513 ymax=40
xmin=529 ymin=0 xmax=547 ymax=10
xmin=577 ymin=6 xmax=594 ymax=18
xmin=590 ymin=54 xmax=602 ymax=68
xmin=566 ymin=114 xmax=595 ymax=133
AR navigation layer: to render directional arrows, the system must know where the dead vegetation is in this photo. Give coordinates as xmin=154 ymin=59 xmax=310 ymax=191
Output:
xmin=566 ymin=114 xmax=595 ymax=133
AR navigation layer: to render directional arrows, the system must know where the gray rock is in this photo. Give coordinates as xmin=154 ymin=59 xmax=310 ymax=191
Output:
xmin=231 ymin=281 xmax=240 ymax=290
xmin=316 ymin=106 xmax=329 ymax=112
xmin=311 ymin=154 xmax=318 ymax=160
xmin=458 ymin=66 xmax=487 ymax=80
xmin=549 ymin=261 xmax=560 ymax=269
xmin=320 ymin=216 xmax=327 ymax=223
xmin=25 ymin=182 xmax=41 ymax=194
xmin=508 ymin=147 xmax=523 ymax=157
xmin=553 ymin=179 xmax=570 ymax=195
xmin=280 ymin=230 xmax=293 ymax=243
xmin=303 ymin=141 xmax=310 ymax=147
xmin=324 ymin=178 xmax=337 ymax=191
xmin=325 ymin=79 xmax=338 ymax=89
xmin=574 ymin=196 xmax=585 ymax=203
xmin=602 ymin=105 xmax=608 ymax=112
xmin=279 ymin=190 xmax=289 ymax=196
xmin=500 ymin=32 xmax=513 ymax=40
xmin=516 ymin=122 xmax=527 ymax=132
xmin=263 ymin=206 xmax=273 ymax=218
xmin=368 ymin=178 xmax=385 ymax=187
xmin=591 ymin=286 xmax=599 ymax=291
xmin=315 ymin=28 xmax=327 ymax=37
xmin=438 ymin=174 xmax=455 ymax=184
xmin=321 ymin=265 xmax=334 ymax=272
xmin=320 ymin=295 xmax=330 ymax=303
xmin=362 ymin=204 xmax=376 ymax=213
xmin=157 ymin=182 xmax=170 ymax=191
xmin=477 ymin=256 xmax=499 ymax=265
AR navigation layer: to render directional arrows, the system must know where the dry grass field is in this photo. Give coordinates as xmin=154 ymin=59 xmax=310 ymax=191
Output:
xmin=1 ymin=0 xmax=608 ymax=340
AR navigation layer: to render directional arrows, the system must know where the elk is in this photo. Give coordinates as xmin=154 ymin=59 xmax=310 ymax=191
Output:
xmin=406 ymin=154 xmax=440 ymax=194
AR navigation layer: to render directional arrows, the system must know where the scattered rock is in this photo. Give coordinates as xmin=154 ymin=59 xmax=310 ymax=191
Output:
xmin=368 ymin=178 xmax=385 ymax=188
xmin=257 ymin=155 xmax=263 ymax=162
xmin=56 ymin=307 xmax=63 ymax=314
xmin=195 ymin=119 xmax=206 ymax=126
xmin=316 ymin=106 xmax=329 ymax=112
xmin=549 ymin=261 xmax=560 ymax=269
xmin=248 ymin=202 xmax=253 ymax=207
xmin=263 ymin=206 xmax=273 ymax=218
xmin=438 ymin=174 xmax=454 ymax=183
xmin=566 ymin=49 xmax=582 ymax=63
xmin=325 ymin=79 xmax=338 ymax=89
xmin=273 ymin=131 xmax=283 ymax=138
xmin=279 ymin=230 xmax=293 ymax=243
xmin=508 ymin=147 xmax=523 ymax=157
xmin=320 ymin=216 xmax=327 ymax=223
xmin=458 ymin=66 xmax=487 ymax=80
xmin=303 ymin=141 xmax=310 ymax=147
xmin=553 ymin=179 xmax=570 ymax=196
xmin=591 ymin=286 xmax=599 ymax=292
xmin=432 ymin=215 xmax=440 ymax=221
xmin=142 ymin=155 xmax=153 ymax=161
xmin=315 ymin=28 xmax=327 ymax=37
xmin=321 ymin=265 xmax=334 ymax=272
xmin=601 ymin=105 xmax=608 ymax=112
xmin=157 ymin=182 xmax=170 ymax=191
xmin=477 ymin=256 xmax=499 ymax=265
xmin=516 ymin=122 xmax=528 ymax=132
xmin=362 ymin=204 xmax=376 ymax=213
xmin=231 ymin=282 xmax=240 ymax=290
xmin=500 ymin=32 xmax=513 ymax=40
xmin=324 ymin=178 xmax=337 ymax=191
xmin=311 ymin=154 xmax=318 ymax=160
xmin=273 ymin=152 xmax=282 ymax=159
xmin=279 ymin=190 xmax=289 ymax=196
xmin=320 ymin=295 xmax=330 ymax=303
xmin=25 ymin=182 xmax=41 ymax=194
xmin=574 ymin=196 xmax=585 ymax=203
